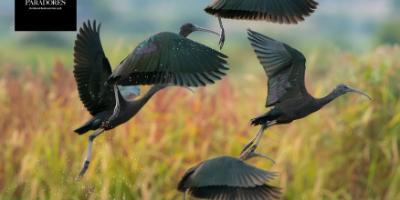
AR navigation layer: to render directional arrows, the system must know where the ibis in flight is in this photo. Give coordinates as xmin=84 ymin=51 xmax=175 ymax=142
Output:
xmin=204 ymin=0 xmax=319 ymax=48
xmin=241 ymin=30 xmax=371 ymax=157
xmin=178 ymin=156 xmax=280 ymax=200
xmin=73 ymin=20 xmax=229 ymax=177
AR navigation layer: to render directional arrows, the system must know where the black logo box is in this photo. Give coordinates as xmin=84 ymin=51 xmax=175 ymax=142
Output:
xmin=15 ymin=0 xmax=77 ymax=31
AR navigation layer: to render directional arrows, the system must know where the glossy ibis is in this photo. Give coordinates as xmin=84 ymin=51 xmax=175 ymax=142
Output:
xmin=204 ymin=0 xmax=319 ymax=49
xmin=241 ymin=29 xmax=371 ymax=157
xmin=73 ymin=20 xmax=229 ymax=177
xmin=178 ymin=156 xmax=280 ymax=200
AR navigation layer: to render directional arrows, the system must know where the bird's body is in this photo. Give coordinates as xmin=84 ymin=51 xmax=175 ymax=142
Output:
xmin=253 ymin=87 xmax=352 ymax=125
xmin=178 ymin=156 xmax=280 ymax=200
xmin=108 ymin=31 xmax=227 ymax=86
xmin=256 ymin=96 xmax=317 ymax=124
xmin=73 ymin=20 xmax=228 ymax=177
xmin=74 ymin=84 xmax=165 ymax=134
xmin=241 ymin=30 xmax=371 ymax=156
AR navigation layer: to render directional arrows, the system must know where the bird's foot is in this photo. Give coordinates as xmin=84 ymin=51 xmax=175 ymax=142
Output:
xmin=254 ymin=151 xmax=276 ymax=164
xmin=77 ymin=160 xmax=90 ymax=179
xmin=239 ymin=145 xmax=257 ymax=160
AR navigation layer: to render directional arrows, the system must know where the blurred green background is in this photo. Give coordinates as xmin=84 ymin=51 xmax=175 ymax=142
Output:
xmin=0 ymin=0 xmax=399 ymax=199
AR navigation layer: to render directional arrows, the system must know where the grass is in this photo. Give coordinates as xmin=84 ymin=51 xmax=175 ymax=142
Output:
xmin=0 ymin=45 xmax=399 ymax=199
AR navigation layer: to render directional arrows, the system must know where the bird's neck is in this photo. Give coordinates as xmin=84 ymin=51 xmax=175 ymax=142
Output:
xmin=179 ymin=31 xmax=190 ymax=37
xmin=317 ymin=89 xmax=342 ymax=108
xmin=127 ymin=85 xmax=166 ymax=111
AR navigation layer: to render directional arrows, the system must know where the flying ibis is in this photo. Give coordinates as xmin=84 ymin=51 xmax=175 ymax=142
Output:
xmin=178 ymin=156 xmax=280 ymax=200
xmin=241 ymin=30 xmax=371 ymax=157
xmin=204 ymin=0 xmax=319 ymax=49
xmin=73 ymin=20 xmax=229 ymax=177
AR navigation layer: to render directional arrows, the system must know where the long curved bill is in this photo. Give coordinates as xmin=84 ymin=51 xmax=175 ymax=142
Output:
xmin=194 ymin=25 xmax=220 ymax=37
xmin=348 ymin=87 xmax=372 ymax=100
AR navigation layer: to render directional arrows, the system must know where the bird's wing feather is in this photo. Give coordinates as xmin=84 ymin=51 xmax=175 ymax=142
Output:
xmin=177 ymin=163 xmax=203 ymax=192
xmin=73 ymin=20 xmax=115 ymax=116
xmin=247 ymin=29 xmax=308 ymax=107
xmin=180 ymin=156 xmax=276 ymax=188
xmin=109 ymin=32 xmax=228 ymax=87
xmin=205 ymin=0 xmax=318 ymax=24
xmin=188 ymin=185 xmax=281 ymax=200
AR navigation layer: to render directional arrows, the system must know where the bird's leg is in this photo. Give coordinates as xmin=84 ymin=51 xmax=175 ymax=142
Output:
xmin=251 ymin=122 xmax=277 ymax=150
xmin=240 ymin=134 xmax=258 ymax=154
xmin=104 ymin=84 xmax=121 ymax=128
xmin=240 ymin=122 xmax=277 ymax=163
xmin=241 ymin=124 xmax=267 ymax=155
xmin=218 ymin=16 xmax=225 ymax=49
xmin=77 ymin=128 xmax=105 ymax=178
xmin=251 ymin=124 xmax=269 ymax=150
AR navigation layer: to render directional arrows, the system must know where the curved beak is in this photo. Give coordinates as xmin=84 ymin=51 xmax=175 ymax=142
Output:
xmin=193 ymin=25 xmax=220 ymax=37
xmin=347 ymin=87 xmax=372 ymax=100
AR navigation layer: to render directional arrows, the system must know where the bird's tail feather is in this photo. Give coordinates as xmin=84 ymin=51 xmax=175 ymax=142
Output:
xmin=74 ymin=118 xmax=102 ymax=135
xmin=74 ymin=124 xmax=92 ymax=135
xmin=251 ymin=110 xmax=281 ymax=126
xmin=251 ymin=116 xmax=271 ymax=126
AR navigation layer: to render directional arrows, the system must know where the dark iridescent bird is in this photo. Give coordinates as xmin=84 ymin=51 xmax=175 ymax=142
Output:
xmin=204 ymin=0 xmax=319 ymax=48
xmin=241 ymin=30 xmax=371 ymax=156
xmin=178 ymin=156 xmax=280 ymax=200
xmin=73 ymin=20 xmax=228 ymax=177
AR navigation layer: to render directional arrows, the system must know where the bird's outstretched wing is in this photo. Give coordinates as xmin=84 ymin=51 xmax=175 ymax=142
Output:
xmin=73 ymin=20 xmax=115 ymax=116
xmin=247 ymin=29 xmax=309 ymax=107
xmin=205 ymin=0 xmax=318 ymax=24
xmin=188 ymin=185 xmax=281 ymax=200
xmin=108 ymin=32 xmax=229 ymax=87
xmin=177 ymin=156 xmax=280 ymax=199
xmin=178 ymin=156 xmax=276 ymax=189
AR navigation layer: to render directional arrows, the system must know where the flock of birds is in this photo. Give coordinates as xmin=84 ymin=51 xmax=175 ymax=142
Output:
xmin=72 ymin=0 xmax=371 ymax=199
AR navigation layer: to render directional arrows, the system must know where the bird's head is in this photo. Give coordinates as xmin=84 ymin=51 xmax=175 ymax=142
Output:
xmin=179 ymin=23 xmax=220 ymax=37
xmin=335 ymin=84 xmax=371 ymax=100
